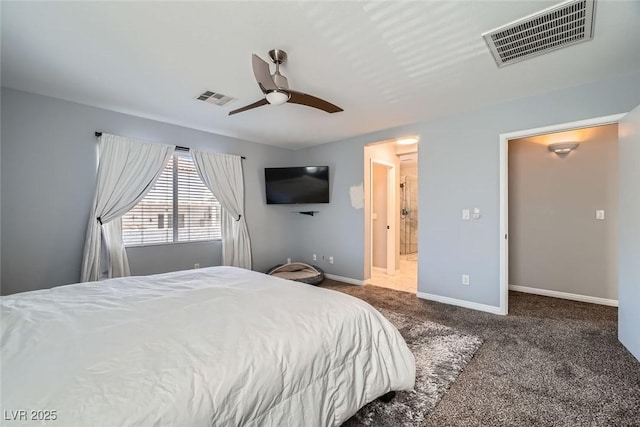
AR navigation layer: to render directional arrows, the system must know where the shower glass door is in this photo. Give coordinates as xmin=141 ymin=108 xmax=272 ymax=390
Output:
xmin=400 ymin=174 xmax=418 ymax=255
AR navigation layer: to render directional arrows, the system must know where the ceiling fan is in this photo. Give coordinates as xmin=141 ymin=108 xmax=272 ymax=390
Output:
xmin=228 ymin=49 xmax=343 ymax=116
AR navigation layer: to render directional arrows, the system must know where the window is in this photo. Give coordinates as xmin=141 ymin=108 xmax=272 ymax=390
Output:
xmin=122 ymin=151 xmax=222 ymax=246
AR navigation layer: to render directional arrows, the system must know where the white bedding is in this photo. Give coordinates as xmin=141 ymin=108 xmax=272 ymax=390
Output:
xmin=1 ymin=267 xmax=415 ymax=426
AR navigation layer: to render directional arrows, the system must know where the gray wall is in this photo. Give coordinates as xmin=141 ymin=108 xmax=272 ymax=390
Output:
xmin=292 ymin=71 xmax=640 ymax=309
xmin=1 ymin=88 xmax=294 ymax=295
xmin=289 ymin=139 xmax=369 ymax=279
xmin=509 ymin=125 xmax=619 ymax=300
xmin=126 ymin=241 xmax=222 ymax=277
xmin=618 ymin=103 xmax=640 ymax=361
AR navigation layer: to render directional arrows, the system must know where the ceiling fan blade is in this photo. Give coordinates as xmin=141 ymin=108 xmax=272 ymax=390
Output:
xmin=252 ymin=54 xmax=278 ymax=92
xmin=288 ymin=91 xmax=343 ymax=113
xmin=228 ymin=98 xmax=269 ymax=116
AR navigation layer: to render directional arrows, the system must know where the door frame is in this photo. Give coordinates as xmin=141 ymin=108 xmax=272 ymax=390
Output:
xmin=498 ymin=113 xmax=626 ymax=315
xmin=370 ymin=159 xmax=396 ymax=276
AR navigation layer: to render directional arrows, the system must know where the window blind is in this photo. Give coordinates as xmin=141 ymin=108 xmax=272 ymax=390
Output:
xmin=122 ymin=151 xmax=221 ymax=246
xmin=176 ymin=151 xmax=222 ymax=242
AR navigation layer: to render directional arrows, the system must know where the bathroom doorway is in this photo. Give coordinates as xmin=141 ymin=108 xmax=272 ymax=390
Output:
xmin=364 ymin=138 xmax=418 ymax=294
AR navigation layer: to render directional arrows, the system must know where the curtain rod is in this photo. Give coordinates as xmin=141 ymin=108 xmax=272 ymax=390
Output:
xmin=94 ymin=132 xmax=246 ymax=159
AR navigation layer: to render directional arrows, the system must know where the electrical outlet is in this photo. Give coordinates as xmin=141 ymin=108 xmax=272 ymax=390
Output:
xmin=462 ymin=209 xmax=470 ymax=220
xmin=287 ymin=257 xmax=291 ymax=264
xmin=194 ymin=263 xmax=200 ymax=269
xmin=312 ymin=254 xmax=317 ymax=261
xmin=329 ymin=256 xmax=334 ymax=264
xmin=462 ymin=274 xmax=470 ymax=285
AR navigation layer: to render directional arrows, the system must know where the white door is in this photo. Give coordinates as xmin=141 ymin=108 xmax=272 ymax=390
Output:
xmin=371 ymin=161 xmax=396 ymax=276
xmin=372 ymin=163 xmax=389 ymax=269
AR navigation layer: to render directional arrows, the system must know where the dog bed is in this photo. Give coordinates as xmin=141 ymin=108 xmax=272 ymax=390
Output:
xmin=266 ymin=262 xmax=325 ymax=285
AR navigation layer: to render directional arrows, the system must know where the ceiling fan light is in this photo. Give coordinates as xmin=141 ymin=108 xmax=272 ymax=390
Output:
xmin=266 ymin=90 xmax=290 ymax=106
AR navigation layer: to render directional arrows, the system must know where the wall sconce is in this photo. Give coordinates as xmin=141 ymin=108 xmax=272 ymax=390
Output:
xmin=548 ymin=142 xmax=579 ymax=157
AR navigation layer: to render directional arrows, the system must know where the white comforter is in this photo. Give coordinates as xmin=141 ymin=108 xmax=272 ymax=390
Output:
xmin=1 ymin=267 xmax=415 ymax=426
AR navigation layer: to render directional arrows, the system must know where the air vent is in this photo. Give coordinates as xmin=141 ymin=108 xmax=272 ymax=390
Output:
xmin=482 ymin=0 xmax=596 ymax=67
xmin=196 ymin=90 xmax=236 ymax=107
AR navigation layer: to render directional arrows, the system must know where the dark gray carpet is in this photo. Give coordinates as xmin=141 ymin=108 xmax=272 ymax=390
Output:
xmin=345 ymin=309 xmax=482 ymax=427
xmin=322 ymin=281 xmax=640 ymax=427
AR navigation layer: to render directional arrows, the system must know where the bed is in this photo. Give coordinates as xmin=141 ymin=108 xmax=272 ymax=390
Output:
xmin=1 ymin=266 xmax=415 ymax=426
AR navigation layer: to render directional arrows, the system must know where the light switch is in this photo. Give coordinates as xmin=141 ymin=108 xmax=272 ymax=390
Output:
xmin=472 ymin=208 xmax=481 ymax=219
xmin=596 ymin=210 xmax=605 ymax=220
xmin=462 ymin=209 xmax=470 ymax=220
xmin=373 ymin=213 xmax=378 ymax=220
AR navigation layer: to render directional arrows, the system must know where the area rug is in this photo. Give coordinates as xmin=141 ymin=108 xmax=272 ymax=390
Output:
xmin=343 ymin=309 xmax=483 ymax=427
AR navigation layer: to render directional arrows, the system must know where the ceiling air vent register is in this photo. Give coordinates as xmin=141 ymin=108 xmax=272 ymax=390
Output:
xmin=482 ymin=0 xmax=596 ymax=67
xmin=196 ymin=90 xmax=236 ymax=107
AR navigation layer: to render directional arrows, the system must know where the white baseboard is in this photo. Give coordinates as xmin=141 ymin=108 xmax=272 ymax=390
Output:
xmin=416 ymin=292 xmax=505 ymax=315
xmin=509 ymin=285 xmax=618 ymax=307
xmin=324 ymin=273 xmax=365 ymax=286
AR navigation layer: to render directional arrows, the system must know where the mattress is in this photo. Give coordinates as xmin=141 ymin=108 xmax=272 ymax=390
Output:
xmin=1 ymin=266 xmax=415 ymax=426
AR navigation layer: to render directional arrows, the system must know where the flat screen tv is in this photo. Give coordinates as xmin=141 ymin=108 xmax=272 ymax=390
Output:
xmin=265 ymin=166 xmax=330 ymax=204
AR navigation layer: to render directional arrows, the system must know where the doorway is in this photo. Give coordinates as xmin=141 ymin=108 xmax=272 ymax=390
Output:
xmin=499 ymin=113 xmax=625 ymax=315
xmin=508 ymin=124 xmax=619 ymax=307
xmin=365 ymin=138 xmax=418 ymax=293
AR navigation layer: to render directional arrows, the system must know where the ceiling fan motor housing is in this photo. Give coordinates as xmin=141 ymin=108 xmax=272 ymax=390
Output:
xmin=272 ymin=73 xmax=289 ymax=90
xmin=268 ymin=49 xmax=287 ymax=64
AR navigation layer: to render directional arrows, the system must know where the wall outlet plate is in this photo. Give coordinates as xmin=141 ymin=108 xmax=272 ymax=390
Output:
xmin=462 ymin=274 xmax=470 ymax=285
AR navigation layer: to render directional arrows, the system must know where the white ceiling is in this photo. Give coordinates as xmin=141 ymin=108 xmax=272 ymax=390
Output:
xmin=2 ymin=1 xmax=639 ymax=149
